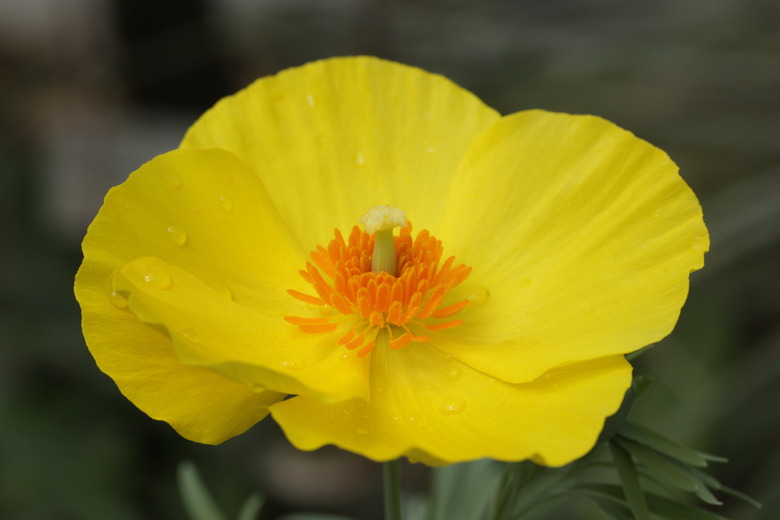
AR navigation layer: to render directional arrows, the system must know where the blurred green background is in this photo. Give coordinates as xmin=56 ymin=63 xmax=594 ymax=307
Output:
xmin=1 ymin=0 xmax=778 ymax=519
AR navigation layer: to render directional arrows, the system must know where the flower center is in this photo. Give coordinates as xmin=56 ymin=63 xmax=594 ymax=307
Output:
xmin=285 ymin=206 xmax=472 ymax=357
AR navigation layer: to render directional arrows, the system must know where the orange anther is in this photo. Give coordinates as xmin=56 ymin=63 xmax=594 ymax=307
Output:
xmin=285 ymin=224 xmax=471 ymax=355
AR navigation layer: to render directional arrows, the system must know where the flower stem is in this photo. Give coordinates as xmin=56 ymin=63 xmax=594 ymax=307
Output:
xmin=383 ymin=459 xmax=403 ymax=520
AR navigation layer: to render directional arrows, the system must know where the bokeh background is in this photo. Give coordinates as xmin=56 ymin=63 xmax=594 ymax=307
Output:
xmin=1 ymin=0 xmax=778 ymax=518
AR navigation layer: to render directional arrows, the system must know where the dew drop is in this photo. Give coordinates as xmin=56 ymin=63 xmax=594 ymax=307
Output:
xmin=355 ymin=151 xmax=366 ymax=166
xmin=144 ymin=264 xmax=171 ymax=290
xmin=281 ymin=358 xmax=304 ymax=369
xmin=427 ymin=145 xmax=437 ymax=153
xmin=306 ymin=94 xmax=315 ymax=107
xmin=167 ymin=224 xmax=187 ymax=246
xmin=181 ymin=328 xmax=198 ymax=342
xmin=465 ymin=285 xmax=490 ymax=306
xmin=441 ymin=397 xmax=467 ymax=416
xmin=447 ymin=367 xmax=462 ymax=380
xmin=340 ymin=353 xmax=349 ymax=360
xmin=207 ymin=279 xmax=232 ymax=299
xmin=109 ymin=290 xmax=129 ymax=309
xmin=318 ymin=305 xmax=333 ymax=317
xmin=219 ymin=196 xmax=233 ymax=211
xmin=355 ymin=427 xmax=368 ymax=435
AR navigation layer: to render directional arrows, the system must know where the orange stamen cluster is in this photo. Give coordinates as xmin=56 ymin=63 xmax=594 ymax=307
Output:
xmin=286 ymin=225 xmax=471 ymax=357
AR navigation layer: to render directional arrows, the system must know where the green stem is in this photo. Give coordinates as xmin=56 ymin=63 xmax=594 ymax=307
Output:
xmin=384 ymin=459 xmax=403 ymax=520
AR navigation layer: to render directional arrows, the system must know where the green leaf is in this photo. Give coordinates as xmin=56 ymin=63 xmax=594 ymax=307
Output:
xmin=609 ymin=441 xmax=651 ymax=520
xmin=699 ymin=453 xmax=729 ymax=464
xmin=276 ymin=515 xmax=355 ymax=520
xmin=717 ymin=485 xmax=762 ymax=509
xmin=688 ymin=467 xmax=762 ymax=509
xmin=619 ymin=422 xmax=709 ymax=467
xmin=177 ymin=461 xmax=228 ymax=520
xmin=573 ymin=483 xmax=631 ymax=507
xmin=617 ymin=438 xmax=703 ymax=493
xmin=236 ymin=493 xmax=264 ymax=520
xmin=632 ymin=375 xmax=655 ymax=401
xmin=427 ymin=459 xmax=503 ymax=520
xmin=645 ymin=493 xmax=731 ymax=520
xmin=694 ymin=485 xmax=723 ymax=506
xmin=576 ymin=484 xmax=731 ymax=520
xmin=581 ymin=495 xmax=634 ymax=520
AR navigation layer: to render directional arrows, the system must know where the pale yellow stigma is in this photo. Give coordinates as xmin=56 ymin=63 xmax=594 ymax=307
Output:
xmin=359 ymin=205 xmax=408 ymax=234
xmin=359 ymin=205 xmax=408 ymax=276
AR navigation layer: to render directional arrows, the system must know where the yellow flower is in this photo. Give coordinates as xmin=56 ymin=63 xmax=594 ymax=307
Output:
xmin=75 ymin=56 xmax=708 ymax=466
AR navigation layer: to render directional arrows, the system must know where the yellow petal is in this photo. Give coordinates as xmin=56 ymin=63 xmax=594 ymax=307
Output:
xmin=434 ymin=110 xmax=708 ymax=383
xmin=80 ymin=148 xmax=307 ymax=315
xmin=180 ymin=56 xmax=500 ymax=249
xmin=270 ymin=341 xmax=631 ymax=465
xmin=112 ymin=256 xmax=370 ymax=402
xmin=76 ymin=147 xmax=369 ymax=443
xmin=75 ymin=261 xmax=284 ymax=444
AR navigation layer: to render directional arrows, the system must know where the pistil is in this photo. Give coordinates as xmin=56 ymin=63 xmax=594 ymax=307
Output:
xmin=359 ymin=205 xmax=408 ymax=276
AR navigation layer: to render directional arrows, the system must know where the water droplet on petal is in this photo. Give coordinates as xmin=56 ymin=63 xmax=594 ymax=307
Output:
xmin=440 ymin=397 xmax=466 ymax=416
xmin=182 ymin=328 xmax=198 ymax=342
xmin=281 ymin=358 xmax=304 ymax=369
xmin=427 ymin=145 xmax=437 ymax=153
xmin=355 ymin=427 xmax=368 ymax=435
xmin=167 ymin=224 xmax=187 ymax=246
xmin=206 ymin=279 xmax=232 ymax=299
xmin=219 ymin=196 xmax=233 ymax=211
xmin=144 ymin=264 xmax=171 ymax=290
xmin=109 ymin=290 xmax=129 ymax=309
xmin=306 ymin=94 xmax=315 ymax=107
xmin=318 ymin=305 xmax=333 ymax=317
xmin=447 ymin=367 xmax=462 ymax=380
xmin=355 ymin=151 xmax=366 ymax=166
xmin=465 ymin=285 xmax=490 ymax=306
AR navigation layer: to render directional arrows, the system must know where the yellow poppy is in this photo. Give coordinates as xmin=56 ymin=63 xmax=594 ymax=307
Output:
xmin=75 ymin=56 xmax=708 ymax=466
